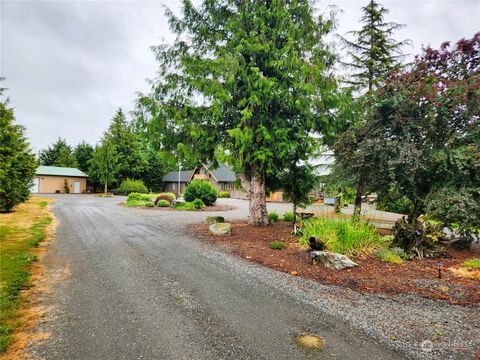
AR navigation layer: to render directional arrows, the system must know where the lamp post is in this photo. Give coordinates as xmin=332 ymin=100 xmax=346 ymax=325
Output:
xmin=177 ymin=162 xmax=182 ymax=198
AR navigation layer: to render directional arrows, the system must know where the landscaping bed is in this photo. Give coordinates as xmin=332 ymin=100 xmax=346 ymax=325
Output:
xmin=128 ymin=203 xmax=235 ymax=212
xmin=191 ymin=221 xmax=480 ymax=306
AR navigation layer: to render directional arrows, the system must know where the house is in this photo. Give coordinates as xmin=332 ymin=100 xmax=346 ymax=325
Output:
xmin=163 ymin=163 xmax=237 ymax=196
xmin=31 ymin=166 xmax=88 ymax=194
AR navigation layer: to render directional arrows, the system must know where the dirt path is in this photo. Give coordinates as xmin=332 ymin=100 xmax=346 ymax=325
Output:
xmin=29 ymin=196 xmax=477 ymax=359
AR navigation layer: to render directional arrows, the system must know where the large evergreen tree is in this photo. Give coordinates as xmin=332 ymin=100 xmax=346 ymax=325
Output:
xmin=103 ymin=108 xmax=147 ymax=186
xmin=0 ymin=85 xmax=37 ymax=212
xmin=338 ymin=0 xmax=410 ymax=218
xmin=39 ymin=138 xmax=78 ymax=167
xmin=73 ymin=141 xmax=94 ymax=173
xmin=140 ymin=0 xmax=337 ymax=225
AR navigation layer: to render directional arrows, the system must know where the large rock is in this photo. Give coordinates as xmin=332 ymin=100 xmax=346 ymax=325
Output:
xmin=208 ymin=222 xmax=232 ymax=236
xmin=206 ymin=216 xmax=225 ymax=224
xmin=310 ymin=251 xmax=358 ymax=270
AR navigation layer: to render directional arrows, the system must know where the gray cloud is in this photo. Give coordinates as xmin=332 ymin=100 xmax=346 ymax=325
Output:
xmin=1 ymin=0 xmax=479 ymax=152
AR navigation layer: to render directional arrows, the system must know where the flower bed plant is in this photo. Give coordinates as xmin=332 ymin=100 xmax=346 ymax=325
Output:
xmin=300 ymin=217 xmax=386 ymax=256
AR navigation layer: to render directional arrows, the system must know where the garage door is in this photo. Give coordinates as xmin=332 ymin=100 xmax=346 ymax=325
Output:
xmin=31 ymin=178 xmax=39 ymax=193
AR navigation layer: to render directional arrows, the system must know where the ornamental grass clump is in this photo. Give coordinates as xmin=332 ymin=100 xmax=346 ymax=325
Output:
xmin=282 ymin=211 xmax=294 ymax=222
xmin=300 ymin=217 xmax=384 ymax=256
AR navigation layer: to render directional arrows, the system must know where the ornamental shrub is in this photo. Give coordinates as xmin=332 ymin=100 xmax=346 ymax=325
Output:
xmin=154 ymin=192 xmax=176 ymax=205
xmin=283 ymin=211 xmax=294 ymax=222
xmin=193 ymin=198 xmax=205 ymax=209
xmin=268 ymin=211 xmax=279 ymax=222
xmin=374 ymin=248 xmax=403 ymax=264
xmin=156 ymin=199 xmax=171 ymax=207
xmin=183 ymin=180 xmax=218 ymax=206
xmin=218 ymin=191 xmax=230 ymax=198
xmin=145 ymin=202 xmax=154 ymax=208
xmin=117 ymin=179 xmax=148 ymax=194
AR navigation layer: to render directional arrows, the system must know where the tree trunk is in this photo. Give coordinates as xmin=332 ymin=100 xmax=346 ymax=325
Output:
xmin=353 ymin=178 xmax=365 ymax=221
xmin=292 ymin=203 xmax=297 ymax=235
xmin=248 ymin=170 xmax=269 ymax=226
xmin=334 ymin=187 xmax=341 ymax=214
xmin=104 ymin=181 xmax=108 ymax=194
xmin=239 ymin=172 xmax=251 ymax=193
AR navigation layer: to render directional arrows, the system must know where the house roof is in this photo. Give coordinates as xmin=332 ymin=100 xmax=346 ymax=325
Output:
xmin=36 ymin=166 xmax=88 ymax=178
xmin=163 ymin=170 xmax=193 ymax=182
xmin=205 ymin=163 xmax=236 ymax=182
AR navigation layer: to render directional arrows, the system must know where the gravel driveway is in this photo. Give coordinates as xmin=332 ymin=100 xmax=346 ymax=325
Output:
xmin=31 ymin=195 xmax=479 ymax=359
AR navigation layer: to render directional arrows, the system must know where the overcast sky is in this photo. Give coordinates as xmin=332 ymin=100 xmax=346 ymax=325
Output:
xmin=1 ymin=0 xmax=479 ymax=152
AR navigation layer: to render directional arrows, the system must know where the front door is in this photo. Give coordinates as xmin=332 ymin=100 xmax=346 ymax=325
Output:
xmin=73 ymin=181 xmax=81 ymax=194
xmin=31 ymin=178 xmax=40 ymax=193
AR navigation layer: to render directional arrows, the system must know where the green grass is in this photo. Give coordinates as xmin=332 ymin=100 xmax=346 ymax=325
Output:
xmin=462 ymin=258 xmax=480 ymax=269
xmin=300 ymin=217 xmax=386 ymax=256
xmin=0 ymin=197 xmax=53 ymax=352
xmin=269 ymin=241 xmax=286 ymax=250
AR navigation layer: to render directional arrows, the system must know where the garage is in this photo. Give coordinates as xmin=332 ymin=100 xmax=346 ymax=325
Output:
xmin=32 ymin=166 xmax=88 ymax=194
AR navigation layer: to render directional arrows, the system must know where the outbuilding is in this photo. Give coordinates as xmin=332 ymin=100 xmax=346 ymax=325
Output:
xmin=31 ymin=166 xmax=88 ymax=194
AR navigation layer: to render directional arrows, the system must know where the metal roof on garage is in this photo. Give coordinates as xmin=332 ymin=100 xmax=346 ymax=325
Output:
xmin=36 ymin=166 xmax=88 ymax=177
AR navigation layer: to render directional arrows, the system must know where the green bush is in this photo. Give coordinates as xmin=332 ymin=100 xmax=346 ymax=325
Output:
xmin=283 ymin=211 xmax=294 ymax=222
xmin=300 ymin=217 xmax=384 ymax=256
xmin=268 ymin=211 xmax=279 ymax=222
xmin=156 ymin=199 xmax=171 ymax=207
xmin=117 ymin=179 xmax=148 ymax=194
xmin=374 ymin=248 xmax=404 ymax=264
xmin=127 ymin=192 xmax=155 ymax=202
xmin=269 ymin=241 xmax=286 ymax=250
xmin=218 ymin=191 xmax=230 ymax=198
xmin=462 ymin=258 xmax=480 ymax=269
xmin=389 ymin=247 xmax=409 ymax=260
xmin=183 ymin=180 xmax=218 ymax=206
xmin=173 ymin=201 xmax=196 ymax=210
xmin=154 ymin=192 xmax=176 ymax=204
xmin=193 ymin=198 xmax=205 ymax=209
xmin=145 ymin=202 xmax=154 ymax=208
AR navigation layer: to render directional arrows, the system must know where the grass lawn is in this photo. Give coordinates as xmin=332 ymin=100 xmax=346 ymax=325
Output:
xmin=0 ymin=196 xmax=54 ymax=352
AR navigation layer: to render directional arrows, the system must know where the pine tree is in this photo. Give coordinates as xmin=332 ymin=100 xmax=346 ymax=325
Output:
xmin=39 ymin=138 xmax=78 ymax=167
xmin=73 ymin=141 xmax=94 ymax=173
xmin=0 ymin=84 xmax=37 ymax=212
xmin=103 ymin=109 xmax=147 ymax=186
xmin=339 ymin=0 xmax=410 ymax=218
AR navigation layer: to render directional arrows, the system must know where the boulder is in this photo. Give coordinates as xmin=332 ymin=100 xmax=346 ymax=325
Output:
xmin=310 ymin=251 xmax=358 ymax=270
xmin=206 ymin=216 xmax=225 ymax=224
xmin=208 ymin=222 xmax=231 ymax=236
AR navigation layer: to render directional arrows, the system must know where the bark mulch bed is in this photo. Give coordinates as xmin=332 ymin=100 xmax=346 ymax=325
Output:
xmin=124 ymin=204 xmax=235 ymax=211
xmin=190 ymin=221 xmax=480 ymax=306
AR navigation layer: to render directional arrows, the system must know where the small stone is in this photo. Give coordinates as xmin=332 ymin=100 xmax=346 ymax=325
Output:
xmin=311 ymin=251 xmax=358 ymax=270
xmin=206 ymin=216 xmax=225 ymax=224
xmin=208 ymin=222 xmax=232 ymax=235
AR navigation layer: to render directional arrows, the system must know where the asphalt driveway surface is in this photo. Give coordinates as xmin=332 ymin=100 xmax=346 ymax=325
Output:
xmin=31 ymin=195 xmax=407 ymax=359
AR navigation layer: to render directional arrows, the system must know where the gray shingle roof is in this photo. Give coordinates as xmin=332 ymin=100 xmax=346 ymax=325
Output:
xmin=207 ymin=163 xmax=236 ymax=182
xmin=36 ymin=166 xmax=88 ymax=177
xmin=163 ymin=170 xmax=193 ymax=182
